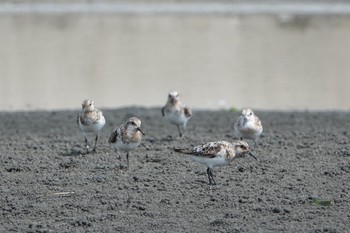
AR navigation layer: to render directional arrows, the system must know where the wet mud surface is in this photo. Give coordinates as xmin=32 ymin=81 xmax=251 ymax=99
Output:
xmin=0 ymin=108 xmax=349 ymax=232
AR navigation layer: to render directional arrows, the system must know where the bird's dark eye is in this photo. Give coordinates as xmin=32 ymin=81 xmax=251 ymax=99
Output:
xmin=131 ymin=121 xmax=137 ymax=126
xmin=249 ymin=112 xmax=252 ymax=116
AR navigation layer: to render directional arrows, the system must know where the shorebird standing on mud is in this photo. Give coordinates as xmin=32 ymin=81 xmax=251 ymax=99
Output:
xmin=174 ymin=140 xmax=257 ymax=185
xmin=162 ymin=91 xmax=192 ymax=138
xmin=108 ymin=117 xmax=145 ymax=169
xmin=77 ymin=99 xmax=106 ymax=153
xmin=233 ymin=108 xmax=263 ymax=146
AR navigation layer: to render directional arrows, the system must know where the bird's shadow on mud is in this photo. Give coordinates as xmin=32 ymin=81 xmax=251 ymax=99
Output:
xmin=61 ymin=146 xmax=88 ymax=157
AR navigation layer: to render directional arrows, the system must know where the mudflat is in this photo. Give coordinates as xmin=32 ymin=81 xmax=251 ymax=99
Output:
xmin=0 ymin=108 xmax=349 ymax=232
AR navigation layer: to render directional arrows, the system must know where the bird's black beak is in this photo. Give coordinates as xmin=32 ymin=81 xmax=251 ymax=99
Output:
xmin=137 ymin=128 xmax=145 ymax=135
xmin=249 ymin=152 xmax=257 ymax=160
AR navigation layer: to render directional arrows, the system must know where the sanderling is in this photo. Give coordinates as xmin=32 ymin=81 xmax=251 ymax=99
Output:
xmin=174 ymin=140 xmax=257 ymax=185
xmin=77 ymin=99 xmax=106 ymax=153
xmin=108 ymin=117 xmax=145 ymax=169
xmin=233 ymin=108 xmax=263 ymax=146
xmin=161 ymin=91 xmax=192 ymax=138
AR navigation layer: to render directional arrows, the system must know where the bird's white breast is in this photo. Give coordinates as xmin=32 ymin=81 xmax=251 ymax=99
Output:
xmin=79 ymin=116 xmax=105 ymax=133
xmin=191 ymin=156 xmax=228 ymax=169
xmin=165 ymin=112 xmax=188 ymax=125
xmin=115 ymin=140 xmax=140 ymax=152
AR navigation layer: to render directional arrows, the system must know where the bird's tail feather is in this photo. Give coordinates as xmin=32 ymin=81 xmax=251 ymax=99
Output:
xmin=173 ymin=148 xmax=192 ymax=154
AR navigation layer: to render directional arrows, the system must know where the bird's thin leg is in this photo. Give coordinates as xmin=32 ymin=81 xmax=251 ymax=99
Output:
xmin=209 ymin=168 xmax=216 ymax=185
xmin=207 ymin=167 xmax=216 ymax=185
xmin=207 ymin=167 xmax=212 ymax=185
xmin=115 ymin=149 xmax=122 ymax=169
xmin=126 ymin=152 xmax=130 ymax=169
xmin=254 ymin=138 xmax=258 ymax=148
xmin=92 ymin=134 xmax=99 ymax=152
xmin=177 ymin=124 xmax=183 ymax=138
xmin=84 ymin=133 xmax=89 ymax=153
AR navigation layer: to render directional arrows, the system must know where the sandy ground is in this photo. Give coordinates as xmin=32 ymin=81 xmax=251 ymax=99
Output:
xmin=0 ymin=108 xmax=349 ymax=232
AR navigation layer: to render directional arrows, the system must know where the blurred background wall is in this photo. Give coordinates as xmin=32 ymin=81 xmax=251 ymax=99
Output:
xmin=0 ymin=1 xmax=349 ymax=111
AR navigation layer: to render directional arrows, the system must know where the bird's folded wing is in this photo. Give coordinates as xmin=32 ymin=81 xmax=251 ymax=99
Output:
xmin=184 ymin=106 xmax=192 ymax=118
xmin=108 ymin=128 xmax=119 ymax=143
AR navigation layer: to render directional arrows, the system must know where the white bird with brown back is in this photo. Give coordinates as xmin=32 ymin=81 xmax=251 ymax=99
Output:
xmin=77 ymin=99 xmax=106 ymax=153
xmin=162 ymin=91 xmax=192 ymax=138
xmin=233 ymin=108 xmax=263 ymax=146
xmin=108 ymin=117 xmax=145 ymax=169
xmin=174 ymin=140 xmax=257 ymax=185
